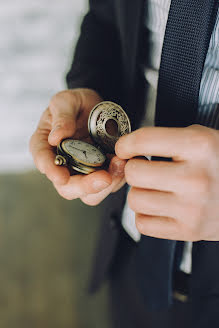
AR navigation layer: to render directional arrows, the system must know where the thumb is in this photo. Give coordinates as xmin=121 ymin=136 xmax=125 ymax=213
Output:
xmin=48 ymin=91 xmax=81 ymax=146
xmin=109 ymin=156 xmax=126 ymax=177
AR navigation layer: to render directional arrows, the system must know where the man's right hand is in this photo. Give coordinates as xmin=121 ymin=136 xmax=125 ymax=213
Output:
xmin=29 ymin=88 xmax=126 ymax=205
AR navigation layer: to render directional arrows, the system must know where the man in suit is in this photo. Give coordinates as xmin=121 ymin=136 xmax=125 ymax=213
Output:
xmin=30 ymin=0 xmax=219 ymax=327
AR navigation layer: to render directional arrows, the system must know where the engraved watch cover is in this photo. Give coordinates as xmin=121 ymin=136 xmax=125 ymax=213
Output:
xmin=88 ymin=101 xmax=131 ymax=154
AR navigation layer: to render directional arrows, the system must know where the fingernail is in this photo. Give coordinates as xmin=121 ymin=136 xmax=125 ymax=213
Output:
xmin=93 ymin=180 xmax=110 ymax=192
xmin=50 ymin=125 xmax=61 ymax=136
xmin=112 ymin=161 xmax=125 ymax=176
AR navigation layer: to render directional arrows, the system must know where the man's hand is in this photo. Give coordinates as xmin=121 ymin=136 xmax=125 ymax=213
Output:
xmin=116 ymin=124 xmax=219 ymax=241
xmin=30 ymin=88 xmax=126 ymax=205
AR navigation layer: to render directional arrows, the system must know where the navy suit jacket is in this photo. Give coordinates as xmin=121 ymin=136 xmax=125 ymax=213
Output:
xmin=66 ymin=0 xmax=219 ymax=310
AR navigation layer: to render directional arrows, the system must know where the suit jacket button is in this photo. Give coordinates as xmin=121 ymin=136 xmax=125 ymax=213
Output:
xmin=109 ymin=212 xmax=118 ymax=229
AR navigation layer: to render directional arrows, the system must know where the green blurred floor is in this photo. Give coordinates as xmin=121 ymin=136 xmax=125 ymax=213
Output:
xmin=0 ymin=171 xmax=110 ymax=328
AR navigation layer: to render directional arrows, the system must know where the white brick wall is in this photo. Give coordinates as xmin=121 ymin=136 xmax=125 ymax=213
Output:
xmin=1 ymin=0 xmax=87 ymax=172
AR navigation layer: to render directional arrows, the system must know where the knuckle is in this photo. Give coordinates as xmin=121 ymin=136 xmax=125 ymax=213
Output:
xmin=181 ymin=169 xmax=210 ymax=195
xmin=186 ymin=203 xmax=203 ymax=221
xmin=29 ymin=130 xmax=44 ymax=155
xmin=49 ymin=90 xmax=78 ymax=114
xmin=138 ymin=127 xmax=147 ymax=138
xmin=134 ymin=128 xmax=147 ymax=144
xmin=83 ymin=180 xmax=106 ymax=194
xmin=49 ymin=93 xmax=60 ymax=109
xmin=124 ymin=160 xmax=136 ymax=184
xmin=187 ymin=223 xmax=201 ymax=241
xmin=80 ymin=196 xmax=102 ymax=206
xmin=187 ymin=126 xmax=216 ymax=158
xmin=127 ymin=188 xmax=137 ymax=211
xmin=49 ymin=90 xmax=68 ymax=106
xmin=56 ymin=189 xmax=75 ymax=201
xmin=183 ymin=207 xmax=203 ymax=241
xmin=111 ymin=177 xmax=126 ymax=193
xmin=135 ymin=214 xmax=145 ymax=234
xmin=54 ymin=184 xmax=77 ymax=200
xmin=52 ymin=173 xmax=69 ymax=186
xmin=196 ymin=173 xmax=210 ymax=194
xmin=34 ymin=149 xmax=46 ymax=172
xmin=192 ymin=172 xmax=210 ymax=194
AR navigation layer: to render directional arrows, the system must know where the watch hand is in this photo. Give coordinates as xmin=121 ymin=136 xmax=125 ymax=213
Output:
xmin=83 ymin=150 xmax=87 ymax=159
xmin=70 ymin=146 xmax=84 ymax=153
xmin=70 ymin=146 xmax=88 ymax=160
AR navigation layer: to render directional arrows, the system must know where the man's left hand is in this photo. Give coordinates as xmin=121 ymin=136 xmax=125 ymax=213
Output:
xmin=115 ymin=124 xmax=219 ymax=241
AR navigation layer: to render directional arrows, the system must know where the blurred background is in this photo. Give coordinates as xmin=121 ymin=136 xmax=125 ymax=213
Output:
xmin=0 ymin=1 xmax=110 ymax=327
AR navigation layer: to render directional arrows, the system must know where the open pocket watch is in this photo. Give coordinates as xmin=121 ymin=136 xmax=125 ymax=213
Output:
xmin=54 ymin=101 xmax=131 ymax=174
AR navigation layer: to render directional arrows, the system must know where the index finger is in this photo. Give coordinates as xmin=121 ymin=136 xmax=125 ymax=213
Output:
xmin=115 ymin=126 xmax=193 ymax=161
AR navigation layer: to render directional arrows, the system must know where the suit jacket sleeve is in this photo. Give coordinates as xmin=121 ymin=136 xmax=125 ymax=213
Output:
xmin=66 ymin=0 xmax=123 ymax=102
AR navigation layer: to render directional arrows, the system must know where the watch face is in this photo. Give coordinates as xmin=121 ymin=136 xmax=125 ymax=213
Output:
xmin=61 ymin=139 xmax=106 ymax=167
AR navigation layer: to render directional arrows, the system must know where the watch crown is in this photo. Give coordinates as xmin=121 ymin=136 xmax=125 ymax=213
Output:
xmin=54 ymin=155 xmax=66 ymax=166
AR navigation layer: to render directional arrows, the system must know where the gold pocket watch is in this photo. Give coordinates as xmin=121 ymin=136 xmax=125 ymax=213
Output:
xmin=54 ymin=101 xmax=131 ymax=174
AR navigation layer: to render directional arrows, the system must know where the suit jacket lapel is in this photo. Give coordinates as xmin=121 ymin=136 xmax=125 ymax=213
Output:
xmin=116 ymin=0 xmax=145 ymax=98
